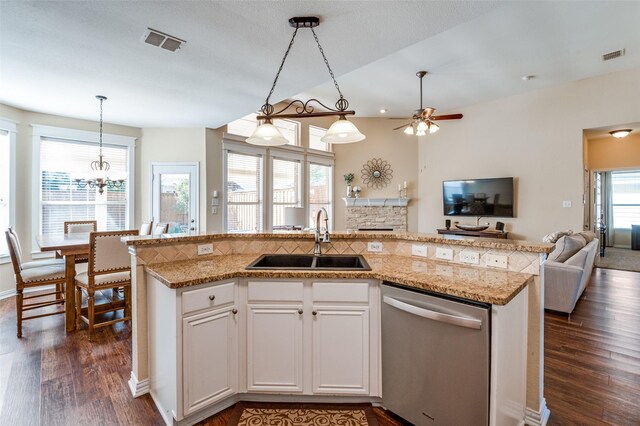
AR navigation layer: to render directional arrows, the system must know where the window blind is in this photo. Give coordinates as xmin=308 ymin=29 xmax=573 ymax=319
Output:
xmin=308 ymin=162 xmax=332 ymax=229
xmin=226 ymin=151 xmax=264 ymax=232
xmin=272 ymin=157 xmax=301 ymax=227
xmin=39 ymin=137 xmax=128 ymax=235
xmin=611 ymin=171 xmax=640 ymax=229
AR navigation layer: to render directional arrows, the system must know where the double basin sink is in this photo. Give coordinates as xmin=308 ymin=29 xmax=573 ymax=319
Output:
xmin=246 ymin=254 xmax=371 ymax=271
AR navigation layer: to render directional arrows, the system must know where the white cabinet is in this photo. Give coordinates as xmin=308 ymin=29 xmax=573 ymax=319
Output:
xmin=182 ymin=305 xmax=237 ymax=415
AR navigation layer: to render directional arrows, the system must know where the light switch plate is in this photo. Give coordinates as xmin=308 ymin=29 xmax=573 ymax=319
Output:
xmin=197 ymin=243 xmax=213 ymax=255
xmin=367 ymin=242 xmax=383 ymax=252
xmin=486 ymin=253 xmax=508 ymax=269
xmin=435 ymin=247 xmax=453 ymax=260
xmin=412 ymin=244 xmax=428 ymax=257
xmin=460 ymin=251 xmax=480 ymax=264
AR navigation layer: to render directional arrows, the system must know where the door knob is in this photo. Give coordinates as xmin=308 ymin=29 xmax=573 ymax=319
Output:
xmin=297 ymin=309 xmax=303 ymax=315
xmin=312 ymin=311 xmax=317 ymax=316
xmin=232 ymin=308 xmax=238 ymax=315
xmin=208 ymin=295 xmax=215 ymax=301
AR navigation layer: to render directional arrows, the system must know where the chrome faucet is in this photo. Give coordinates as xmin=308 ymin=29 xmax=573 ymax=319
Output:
xmin=314 ymin=207 xmax=330 ymax=255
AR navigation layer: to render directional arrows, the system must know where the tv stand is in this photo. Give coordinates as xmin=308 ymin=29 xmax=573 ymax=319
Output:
xmin=437 ymin=228 xmax=508 ymax=239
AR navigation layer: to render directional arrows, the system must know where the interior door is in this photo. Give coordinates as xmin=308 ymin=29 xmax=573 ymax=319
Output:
xmin=151 ymin=163 xmax=199 ymax=234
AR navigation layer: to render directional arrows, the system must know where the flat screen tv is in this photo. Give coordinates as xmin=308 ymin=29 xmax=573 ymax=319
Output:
xmin=443 ymin=177 xmax=515 ymax=217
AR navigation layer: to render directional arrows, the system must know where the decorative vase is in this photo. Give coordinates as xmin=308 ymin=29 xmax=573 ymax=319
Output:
xmin=347 ymin=185 xmax=353 ymax=198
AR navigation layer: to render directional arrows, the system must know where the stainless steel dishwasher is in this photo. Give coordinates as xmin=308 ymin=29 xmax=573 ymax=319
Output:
xmin=381 ymin=283 xmax=490 ymax=425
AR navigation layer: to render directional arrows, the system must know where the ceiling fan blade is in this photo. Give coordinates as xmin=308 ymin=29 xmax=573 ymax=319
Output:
xmin=431 ymin=113 xmax=463 ymax=120
xmin=392 ymin=123 xmax=412 ymax=131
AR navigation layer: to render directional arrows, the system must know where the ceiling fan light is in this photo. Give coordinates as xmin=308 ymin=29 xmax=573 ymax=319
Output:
xmin=321 ymin=117 xmax=366 ymax=144
xmin=609 ymin=129 xmax=632 ymax=138
xmin=416 ymin=120 xmax=428 ymax=132
xmin=429 ymin=122 xmax=440 ymax=134
xmin=403 ymin=126 xmax=414 ymax=135
xmin=246 ymin=121 xmax=289 ymax=146
xmin=416 ymin=129 xmax=427 ymax=137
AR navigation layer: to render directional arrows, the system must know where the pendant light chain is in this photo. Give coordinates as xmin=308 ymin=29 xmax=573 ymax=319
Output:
xmin=99 ymin=96 xmax=104 ymax=158
xmin=311 ymin=28 xmax=344 ymax=100
xmin=264 ymin=28 xmax=299 ymax=108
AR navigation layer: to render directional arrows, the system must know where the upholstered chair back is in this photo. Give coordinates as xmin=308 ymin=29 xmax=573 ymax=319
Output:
xmin=153 ymin=222 xmax=169 ymax=235
xmin=64 ymin=220 xmax=97 ymax=234
xmin=5 ymin=228 xmax=23 ymax=273
xmin=139 ymin=221 xmax=153 ymax=236
xmin=88 ymin=230 xmax=139 ymax=275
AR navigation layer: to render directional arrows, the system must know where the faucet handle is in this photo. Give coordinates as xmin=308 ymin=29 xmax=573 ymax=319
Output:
xmin=322 ymin=233 xmax=331 ymax=243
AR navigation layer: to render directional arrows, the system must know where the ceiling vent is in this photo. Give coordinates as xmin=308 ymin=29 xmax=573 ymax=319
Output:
xmin=143 ymin=28 xmax=186 ymax=52
xmin=602 ymin=48 xmax=625 ymax=61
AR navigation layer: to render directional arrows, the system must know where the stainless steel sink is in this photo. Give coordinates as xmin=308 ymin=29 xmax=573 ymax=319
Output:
xmin=246 ymin=254 xmax=371 ymax=271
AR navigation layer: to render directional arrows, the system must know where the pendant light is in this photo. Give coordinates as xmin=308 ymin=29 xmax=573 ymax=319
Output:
xmin=247 ymin=17 xmax=365 ymax=146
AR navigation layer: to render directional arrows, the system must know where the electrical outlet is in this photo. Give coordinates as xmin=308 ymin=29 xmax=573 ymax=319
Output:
xmin=211 ymin=206 xmax=218 ymax=214
xmin=367 ymin=242 xmax=383 ymax=252
xmin=486 ymin=253 xmax=508 ymax=269
xmin=435 ymin=247 xmax=453 ymax=260
xmin=197 ymin=243 xmax=213 ymax=255
xmin=411 ymin=244 xmax=428 ymax=257
xmin=460 ymin=251 xmax=480 ymax=264
xmin=563 ymin=200 xmax=572 ymax=208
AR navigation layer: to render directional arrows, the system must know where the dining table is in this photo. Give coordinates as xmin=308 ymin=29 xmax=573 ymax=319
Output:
xmin=36 ymin=232 xmax=90 ymax=332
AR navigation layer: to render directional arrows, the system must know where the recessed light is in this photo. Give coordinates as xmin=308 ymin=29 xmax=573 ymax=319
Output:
xmin=609 ymin=129 xmax=632 ymax=138
xmin=521 ymin=75 xmax=535 ymax=81
xmin=380 ymin=108 xmax=387 ymax=114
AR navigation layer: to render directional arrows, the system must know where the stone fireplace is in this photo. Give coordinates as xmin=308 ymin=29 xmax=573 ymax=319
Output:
xmin=343 ymin=198 xmax=409 ymax=232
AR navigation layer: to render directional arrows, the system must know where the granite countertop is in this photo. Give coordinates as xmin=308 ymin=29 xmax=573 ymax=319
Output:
xmin=123 ymin=230 xmax=554 ymax=254
xmin=145 ymin=254 xmax=534 ymax=305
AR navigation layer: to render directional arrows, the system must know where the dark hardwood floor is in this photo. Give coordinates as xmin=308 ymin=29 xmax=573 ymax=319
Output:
xmin=545 ymin=267 xmax=640 ymax=425
xmin=1 ymin=267 xmax=637 ymax=425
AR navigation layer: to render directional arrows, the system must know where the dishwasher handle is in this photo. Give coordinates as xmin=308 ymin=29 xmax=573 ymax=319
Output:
xmin=383 ymin=295 xmax=483 ymax=330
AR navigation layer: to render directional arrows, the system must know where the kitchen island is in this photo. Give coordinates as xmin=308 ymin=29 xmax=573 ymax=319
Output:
xmin=123 ymin=231 xmax=553 ymax=426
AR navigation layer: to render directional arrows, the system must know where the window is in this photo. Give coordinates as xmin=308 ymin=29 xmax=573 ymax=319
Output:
xmin=32 ymin=125 xmax=134 ymax=250
xmin=308 ymin=162 xmax=333 ymax=228
xmin=227 ymin=113 xmax=300 ymax=146
xmin=309 ymin=125 xmax=331 ymax=152
xmin=271 ymin=157 xmax=302 ymax=228
xmin=611 ymin=170 xmax=640 ymax=229
xmin=0 ymin=120 xmax=16 ymax=259
xmin=225 ymin=150 xmax=264 ymax=232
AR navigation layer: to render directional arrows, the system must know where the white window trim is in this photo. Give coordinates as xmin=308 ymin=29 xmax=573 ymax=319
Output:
xmin=0 ymin=118 xmax=17 ymax=264
xmin=31 ymin=124 xmax=136 ymax=255
xmin=307 ymin=154 xmax=335 ymax=230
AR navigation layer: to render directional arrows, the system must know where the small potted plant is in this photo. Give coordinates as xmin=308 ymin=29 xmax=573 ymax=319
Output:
xmin=344 ymin=173 xmax=354 ymax=197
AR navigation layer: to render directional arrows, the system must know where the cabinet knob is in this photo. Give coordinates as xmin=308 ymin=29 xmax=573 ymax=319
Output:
xmin=312 ymin=311 xmax=317 ymax=316
xmin=232 ymin=308 xmax=238 ymax=315
xmin=208 ymin=295 xmax=215 ymax=301
xmin=297 ymin=309 xmax=303 ymax=315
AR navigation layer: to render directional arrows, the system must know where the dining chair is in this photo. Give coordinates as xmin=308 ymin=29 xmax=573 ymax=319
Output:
xmin=74 ymin=229 xmax=139 ymax=340
xmin=62 ymin=220 xmax=97 ymax=263
xmin=139 ymin=220 xmax=153 ymax=236
xmin=152 ymin=222 xmax=169 ymax=235
xmin=5 ymin=228 xmax=66 ymax=338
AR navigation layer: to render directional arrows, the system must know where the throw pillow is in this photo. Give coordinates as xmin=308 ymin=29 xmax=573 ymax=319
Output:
xmin=576 ymin=231 xmax=596 ymax=243
xmin=552 ymin=235 xmax=587 ymax=263
xmin=542 ymin=230 xmax=574 ymax=243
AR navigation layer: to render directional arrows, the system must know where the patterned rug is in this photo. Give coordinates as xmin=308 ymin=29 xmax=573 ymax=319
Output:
xmin=595 ymin=247 xmax=640 ymax=272
xmin=228 ymin=402 xmax=377 ymax=426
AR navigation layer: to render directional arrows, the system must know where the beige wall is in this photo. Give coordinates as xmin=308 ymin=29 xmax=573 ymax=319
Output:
xmin=0 ymin=103 xmax=141 ymax=294
xmin=587 ymin=133 xmax=640 ymax=171
xmin=205 ymin=128 xmax=224 ymax=232
xmin=137 ymin=128 xmax=207 ymax=232
xmin=332 ymin=117 xmax=419 ymax=231
xmin=418 ymin=67 xmax=640 ymax=241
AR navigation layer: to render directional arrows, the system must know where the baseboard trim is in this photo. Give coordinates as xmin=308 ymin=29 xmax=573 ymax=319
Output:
xmin=128 ymin=371 xmax=150 ymax=398
xmin=525 ymin=399 xmax=550 ymax=426
xmin=0 ymin=285 xmax=55 ymax=301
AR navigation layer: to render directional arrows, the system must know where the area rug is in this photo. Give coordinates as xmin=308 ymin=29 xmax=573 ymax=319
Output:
xmin=595 ymin=247 xmax=640 ymax=272
xmin=227 ymin=402 xmax=378 ymax=426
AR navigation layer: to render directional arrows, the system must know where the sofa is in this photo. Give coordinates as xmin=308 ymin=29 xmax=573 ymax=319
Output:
xmin=543 ymin=231 xmax=599 ymax=314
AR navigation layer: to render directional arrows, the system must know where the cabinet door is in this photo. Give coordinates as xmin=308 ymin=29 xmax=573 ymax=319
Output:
xmin=182 ymin=306 xmax=237 ymax=416
xmin=312 ymin=307 xmax=369 ymax=394
xmin=247 ymin=305 xmax=304 ymax=392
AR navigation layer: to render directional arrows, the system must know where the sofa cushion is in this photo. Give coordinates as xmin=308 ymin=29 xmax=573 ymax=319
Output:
xmin=543 ymin=230 xmax=574 ymax=243
xmin=576 ymin=231 xmax=596 ymax=243
xmin=551 ymin=235 xmax=587 ymax=262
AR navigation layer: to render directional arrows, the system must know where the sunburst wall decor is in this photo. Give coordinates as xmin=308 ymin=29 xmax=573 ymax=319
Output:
xmin=361 ymin=158 xmax=393 ymax=189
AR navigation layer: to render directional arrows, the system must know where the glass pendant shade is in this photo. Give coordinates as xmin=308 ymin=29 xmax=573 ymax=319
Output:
xmin=403 ymin=126 xmax=414 ymax=135
xmin=246 ymin=122 xmax=289 ymax=146
xmin=429 ymin=122 xmax=440 ymax=134
xmin=416 ymin=120 xmax=428 ymax=132
xmin=320 ymin=117 xmax=366 ymax=144
xmin=416 ymin=129 xmax=427 ymax=137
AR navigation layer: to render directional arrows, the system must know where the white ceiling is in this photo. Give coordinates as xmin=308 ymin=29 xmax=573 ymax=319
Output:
xmin=1 ymin=1 xmax=639 ymax=129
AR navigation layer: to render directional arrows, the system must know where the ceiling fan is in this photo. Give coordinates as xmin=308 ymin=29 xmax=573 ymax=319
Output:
xmin=392 ymin=71 xmax=463 ymax=135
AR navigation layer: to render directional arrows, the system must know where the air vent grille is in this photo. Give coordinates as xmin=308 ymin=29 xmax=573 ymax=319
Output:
xmin=143 ymin=28 xmax=186 ymax=52
xmin=602 ymin=49 xmax=625 ymax=61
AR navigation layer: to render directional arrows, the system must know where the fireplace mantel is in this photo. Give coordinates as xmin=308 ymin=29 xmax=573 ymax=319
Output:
xmin=342 ymin=198 xmax=410 ymax=207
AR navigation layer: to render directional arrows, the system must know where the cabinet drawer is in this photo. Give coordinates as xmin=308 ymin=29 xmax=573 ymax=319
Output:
xmin=312 ymin=282 xmax=369 ymax=303
xmin=248 ymin=281 xmax=304 ymax=302
xmin=182 ymin=281 xmax=235 ymax=315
